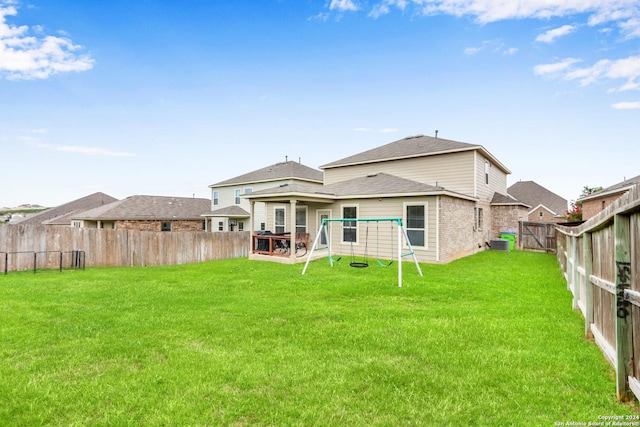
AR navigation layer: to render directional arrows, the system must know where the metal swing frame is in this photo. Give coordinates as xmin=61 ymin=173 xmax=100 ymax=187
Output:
xmin=301 ymin=217 xmax=423 ymax=287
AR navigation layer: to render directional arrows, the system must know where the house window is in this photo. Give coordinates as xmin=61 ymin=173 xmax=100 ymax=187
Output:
xmin=72 ymin=221 xmax=81 ymax=228
xmin=245 ymin=187 xmax=253 ymax=195
xmin=342 ymin=205 xmax=357 ymax=243
xmin=296 ymin=207 xmax=307 ymax=234
xmin=235 ymin=189 xmax=241 ymax=205
xmin=485 ymin=161 xmax=490 ymax=185
xmin=260 ymin=222 xmax=265 ymax=231
xmin=161 ymin=221 xmax=172 ymax=232
xmin=602 ymin=200 xmax=606 ymax=209
xmin=476 ymin=208 xmax=483 ymax=231
xmin=239 ymin=221 xmax=244 ymax=231
xmin=406 ymin=204 xmax=426 ymax=247
xmin=275 ymin=207 xmax=285 ymax=234
xmin=539 ymin=212 xmax=544 ymax=219
xmin=218 ymin=221 xmax=223 ymax=231
xmin=213 ymin=191 xmax=219 ymax=206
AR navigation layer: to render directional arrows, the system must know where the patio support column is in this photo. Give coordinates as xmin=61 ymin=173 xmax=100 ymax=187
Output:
xmin=250 ymin=201 xmax=256 ymax=253
xmin=290 ymin=199 xmax=297 ymax=262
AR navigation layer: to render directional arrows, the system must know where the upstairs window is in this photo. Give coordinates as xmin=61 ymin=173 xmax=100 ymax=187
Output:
xmin=161 ymin=221 xmax=172 ymax=232
xmin=213 ymin=191 xmax=219 ymax=206
xmin=485 ymin=161 xmax=490 ymax=185
xmin=235 ymin=189 xmax=241 ymax=205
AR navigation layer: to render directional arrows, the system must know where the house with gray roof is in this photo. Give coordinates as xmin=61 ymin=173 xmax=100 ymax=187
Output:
xmin=243 ymin=135 xmax=528 ymax=264
xmin=70 ymin=195 xmax=211 ymax=232
xmin=206 ymin=159 xmax=324 ymax=232
xmin=507 ymin=181 xmax=567 ymax=223
xmin=9 ymin=192 xmax=118 ymax=226
xmin=579 ymin=174 xmax=640 ymax=220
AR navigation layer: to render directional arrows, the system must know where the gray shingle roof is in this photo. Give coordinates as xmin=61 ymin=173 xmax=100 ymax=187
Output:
xmin=491 ymin=192 xmax=530 ymax=207
xmin=321 ymin=135 xmax=510 ymax=173
xmin=210 ymin=160 xmax=323 ymax=187
xmin=73 ymin=195 xmax=212 ymax=221
xmin=11 ymin=192 xmax=118 ymax=226
xmin=507 ymin=181 xmax=567 ymax=215
xmin=207 ymin=206 xmax=250 ymax=217
xmin=244 ymin=172 xmax=468 ymax=200
xmin=579 ymin=174 xmax=640 ymax=202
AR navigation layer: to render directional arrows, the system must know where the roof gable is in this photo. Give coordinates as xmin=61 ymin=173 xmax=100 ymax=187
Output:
xmin=507 ymin=181 xmax=567 ymax=215
xmin=11 ymin=192 xmax=118 ymax=226
xmin=210 ymin=160 xmax=323 ymax=187
xmin=320 ymin=134 xmax=510 ymax=174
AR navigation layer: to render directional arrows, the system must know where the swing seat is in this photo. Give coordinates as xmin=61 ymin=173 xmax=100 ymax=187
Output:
xmin=376 ymin=259 xmax=393 ymax=267
xmin=329 ymin=255 xmax=342 ymax=262
xmin=350 ymin=261 xmax=369 ymax=268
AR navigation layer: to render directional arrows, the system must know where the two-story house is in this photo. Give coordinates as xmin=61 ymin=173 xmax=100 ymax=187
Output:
xmin=204 ymin=160 xmax=324 ymax=232
xmin=244 ymin=135 xmax=528 ymax=264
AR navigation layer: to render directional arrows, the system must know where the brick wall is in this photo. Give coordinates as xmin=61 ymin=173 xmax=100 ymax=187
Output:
xmin=582 ymin=194 xmax=624 ymax=220
xmin=491 ymin=204 xmax=528 ymax=246
xmin=438 ymin=196 xmax=478 ymax=263
xmin=115 ymin=220 xmax=205 ymax=232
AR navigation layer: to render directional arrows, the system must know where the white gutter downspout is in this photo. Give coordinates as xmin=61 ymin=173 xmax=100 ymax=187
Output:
xmin=435 ymin=195 xmax=440 ymax=262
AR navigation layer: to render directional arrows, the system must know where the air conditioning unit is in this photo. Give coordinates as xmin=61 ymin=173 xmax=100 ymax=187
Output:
xmin=490 ymin=238 xmax=509 ymax=252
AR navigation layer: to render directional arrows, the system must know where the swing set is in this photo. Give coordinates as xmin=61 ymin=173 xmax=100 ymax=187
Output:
xmin=301 ymin=217 xmax=423 ymax=287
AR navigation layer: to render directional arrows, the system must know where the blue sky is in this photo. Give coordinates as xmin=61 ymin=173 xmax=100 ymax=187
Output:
xmin=1 ymin=0 xmax=639 ymax=208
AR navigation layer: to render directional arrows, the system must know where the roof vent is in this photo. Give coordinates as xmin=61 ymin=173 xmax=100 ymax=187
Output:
xmin=367 ymin=173 xmax=378 ymax=178
xmin=279 ymin=183 xmax=289 ymax=187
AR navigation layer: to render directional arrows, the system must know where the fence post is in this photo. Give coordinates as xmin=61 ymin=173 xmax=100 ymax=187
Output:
xmin=614 ymin=213 xmax=633 ymax=402
xmin=583 ymin=232 xmax=594 ymax=339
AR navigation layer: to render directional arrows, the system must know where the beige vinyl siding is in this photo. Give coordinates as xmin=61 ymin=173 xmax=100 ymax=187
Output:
xmin=474 ymin=152 xmax=508 ymax=200
xmin=323 ymin=151 xmax=477 ymax=197
xmin=317 ymin=197 xmax=438 ymax=263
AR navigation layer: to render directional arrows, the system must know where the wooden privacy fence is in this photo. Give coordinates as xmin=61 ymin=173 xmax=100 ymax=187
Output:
xmin=556 ymin=183 xmax=640 ymax=402
xmin=519 ymin=221 xmax=557 ymax=252
xmin=0 ymin=225 xmax=250 ymax=271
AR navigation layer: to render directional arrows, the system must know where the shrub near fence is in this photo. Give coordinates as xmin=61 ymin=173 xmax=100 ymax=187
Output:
xmin=0 ymin=225 xmax=250 ymax=271
xmin=557 ymin=183 xmax=640 ymax=402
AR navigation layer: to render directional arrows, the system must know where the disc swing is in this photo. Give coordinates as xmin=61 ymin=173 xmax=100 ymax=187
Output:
xmin=375 ymin=221 xmax=393 ymax=267
xmin=349 ymin=222 xmax=369 ymax=268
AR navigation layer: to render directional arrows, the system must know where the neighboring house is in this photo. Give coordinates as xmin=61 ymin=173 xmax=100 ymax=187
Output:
xmin=579 ymin=174 xmax=640 ymax=220
xmin=507 ymin=181 xmax=568 ymax=223
xmin=70 ymin=195 xmax=211 ymax=231
xmin=244 ymin=134 xmax=529 ymax=264
xmin=205 ymin=160 xmax=324 ymax=232
xmin=9 ymin=192 xmax=118 ymax=226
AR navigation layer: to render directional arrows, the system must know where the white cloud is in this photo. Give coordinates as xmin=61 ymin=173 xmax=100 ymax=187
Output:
xmin=329 ymin=0 xmax=359 ymax=12
xmin=38 ymin=143 xmax=136 ymax=157
xmin=0 ymin=3 xmax=94 ymax=80
xmin=379 ymin=128 xmax=399 ymax=133
xmin=328 ymin=0 xmax=640 ymax=38
xmin=465 ymin=40 xmax=517 ymax=56
xmin=534 ymin=55 xmax=640 ymax=92
xmin=612 ymin=101 xmax=640 ymax=109
xmin=536 ymin=25 xmax=577 ymax=43
xmin=533 ymin=58 xmax=582 ymax=76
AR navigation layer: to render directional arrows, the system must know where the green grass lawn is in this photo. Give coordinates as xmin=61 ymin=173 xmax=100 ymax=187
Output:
xmin=0 ymin=251 xmax=636 ymax=426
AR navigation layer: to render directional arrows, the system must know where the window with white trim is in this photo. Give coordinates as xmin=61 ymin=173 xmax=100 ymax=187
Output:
xmin=213 ymin=191 xmax=219 ymax=206
xmin=295 ymin=207 xmax=307 ymax=234
xmin=275 ymin=207 xmax=285 ymax=234
xmin=405 ymin=204 xmax=426 ymax=247
xmin=342 ymin=205 xmax=357 ymax=243
xmin=235 ymin=189 xmax=241 ymax=204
